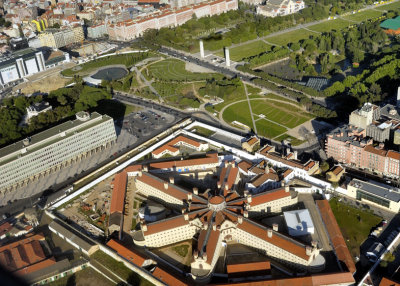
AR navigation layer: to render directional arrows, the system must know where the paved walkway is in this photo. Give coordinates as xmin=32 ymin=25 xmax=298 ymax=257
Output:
xmin=244 ymin=82 xmax=258 ymax=134
xmin=132 ymin=66 xmax=164 ymax=103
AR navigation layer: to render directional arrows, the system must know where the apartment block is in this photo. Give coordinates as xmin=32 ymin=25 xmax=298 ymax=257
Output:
xmin=0 ymin=112 xmax=117 ymax=194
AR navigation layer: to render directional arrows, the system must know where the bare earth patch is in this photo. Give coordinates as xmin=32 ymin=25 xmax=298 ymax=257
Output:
xmin=185 ymin=61 xmax=214 ymax=73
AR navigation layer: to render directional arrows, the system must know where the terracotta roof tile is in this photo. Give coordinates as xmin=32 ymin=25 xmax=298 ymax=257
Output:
xmin=227 ymin=261 xmax=270 ymax=274
xmin=107 ymin=239 xmax=147 ymax=267
xmin=110 ymin=171 xmax=127 ymax=214
xmin=152 ymin=267 xmax=188 ymax=286
xmin=316 ymin=200 xmax=356 ymax=273
xmin=250 ymin=188 xmax=291 ymax=206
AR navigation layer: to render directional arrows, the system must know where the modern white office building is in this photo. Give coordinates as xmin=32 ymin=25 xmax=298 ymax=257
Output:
xmin=0 ymin=112 xmax=117 ymax=194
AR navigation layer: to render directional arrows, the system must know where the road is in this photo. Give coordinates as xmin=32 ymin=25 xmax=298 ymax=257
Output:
xmin=132 ymin=66 xmax=164 ymax=102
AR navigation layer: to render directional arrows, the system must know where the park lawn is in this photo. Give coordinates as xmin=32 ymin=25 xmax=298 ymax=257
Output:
xmin=45 ymin=266 xmax=114 ymax=286
xmin=275 ymin=133 xmax=306 ymax=146
xmin=147 ymin=58 xmax=220 ymax=81
xmin=222 ymin=100 xmax=287 ymax=137
xmin=267 ymin=29 xmax=316 ymax=46
xmin=342 ymin=9 xmax=383 ymax=22
xmin=61 ymin=53 xmax=151 ymax=77
xmin=215 ymin=41 xmax=271 ymax=62
xmin=329 ymin=197 xmax=382 ymax=259
xmin=250 ymin=99 xmax=312 ymax=129
xmin=223 ymin=101 xmax=253 ymax=130
xmin=375 ymin=0 xmax=400 ymax=10
xmin=255 ymin=119 xmax=287 ymax=138
xmin=308 ymin=18 xmax=352 ymax=33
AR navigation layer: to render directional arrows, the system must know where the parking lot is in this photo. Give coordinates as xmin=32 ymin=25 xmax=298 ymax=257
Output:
xmin=0 ymin=101 xmax=181 ymax=214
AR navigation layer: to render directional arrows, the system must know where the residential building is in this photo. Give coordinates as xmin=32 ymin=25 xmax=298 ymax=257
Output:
xmin=242 ymin=136 xmax=260 ymax=153
xmin=107 ymin=0 xmax=238 ymax=41
xmin=256 ymin=0 xmax=305 ymax=17
xmin=0 ymin=112 xmax=117 ymax=195
xmin=38 ymin=26 xmax=84 ymax=49
xmin=326 ymin=165 xmax=345 ymax=182
xmin=325 ymin=125 xmax=400 ymax=177
xmin=349 ymin=102 xmax=380 ymax=130
xmin=347 ymin=178 xmax=400 ymax=213
xmin=87 ymin=23 xmax=107 ymax=38
xmin=366 ymin=121 xmax=391 ymax=142
xmin=26 ymin=102 xmax=52 ymax=121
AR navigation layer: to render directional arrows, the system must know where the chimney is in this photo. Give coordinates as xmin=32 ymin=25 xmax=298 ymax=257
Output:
xmin=203 ymin=221 xmax=208 ymax=230
xmin=225 ymin=184 xmax=229 ymax=191
xmin=247 ymin=195 xmax=252 ymax=203
xmin=194 ymin=250 xmax=199 ymax=259
xmin=272 ymin=223 xmax=278 ymax=231
xmin=169 ymin=177 xmax=174 ymax=184
xmin=203 ymin=253 xmax=207 ymax=261
xmin=244 ymin=211 xmax=248 ymax=218
xmin=143 ymin=165 xmax=148 ymax=172
xmin=138 ymin=171 xmax=142 ymax=177
xmin=213 ymin=223 xmax=216 ymax=231
xmin=193 ymin=187 xmax=198 ymax=195
xmin=244 ymin=190 xmax=249 ymax=197
xmin=293 ymin=151 xmax=298 ymax=160
xmin=188 ymin=193 xmax=192 ymax=201
xmin=265 ymin=167 xmax=269 ymax=174
xmin=181 ymin=208 xmax=186 ymax=214
xmin=238 ymin=216 xmax=243 ymax=224
xmin=281 ymin=181 xmax=285 ymax=187
xmin=285 ymin=185 xmax=289 ymax=192
xmin=142 ymin=223 xmax=147 ymax=231
xmin=164 ymin=182 xmax=168 ymax=189
xmin=217 ymin=183 xmax=221 ymax=189
xmin=184 ymin=213 xmax=189 ymax=220
xmin=306 ymin=246 xmax=312 ymax=256
xmin=311 ymin=241 xmax=318 ymax=248
xmin=267 ymin=228 xmax=272 ymax=238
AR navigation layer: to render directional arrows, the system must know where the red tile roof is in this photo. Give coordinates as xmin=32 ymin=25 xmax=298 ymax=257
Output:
xmin=149 ymin=152 xmax=218 ymax=170
xmin=110 ymin=171 xmax=127 ymax=214
xmin=152 ymin=135 xmax=204 ymax=156
xmin=250 ymin=188 xmax=290 ymax=206
xmin=387 ymin=150 xmax=400 ymax=161
xmin=380 ymin=277 xmax=400 ymax=286
xmin=14 ymin=257 xmax=56 ymax=276
xmin=364 ymin=145 xmax=387 ymax=157
xmin=227 ymin=261 xmax=270 ymax=274
xmin=238 ymin=219 xmax=309 ymax=260
xmin=210 ymin=271 xmax=354 ymax=285
xmin=316 ymin=200 xmax=356 ymax=274
xmin=0 ymin=222 xmax=12 ymax=236
xmin=107 ymin=239 xmax=147 ymax=267
xmin=152 ymin=267 xmax=188 ymax=286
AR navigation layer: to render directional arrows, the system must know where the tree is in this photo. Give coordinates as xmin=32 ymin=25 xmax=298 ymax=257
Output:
xmin=320 ymin=161 xmax=330 ymax=173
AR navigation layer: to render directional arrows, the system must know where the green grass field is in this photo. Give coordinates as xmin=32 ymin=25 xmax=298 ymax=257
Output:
xmin=308 ymin=18 xmax=353 ymax=33
xmin=147 ymin=59 xmax=219 ymax=81
xmin=46 ymin=266 xmax=114 ymax=286
xmin=329 ymin=197 xmax=382 ymax=259
xmin=251 ymin=99 xmax=312 ymax=129
xmin=222 ymin=98 xmax=312 ymax=138
xmin=342 ymin=9 xmax=383 ymax=22
xmin=215 ymin=41 xmax=271 ymax=62
xmin=267 ymin=29 xmax=317 ymax=46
